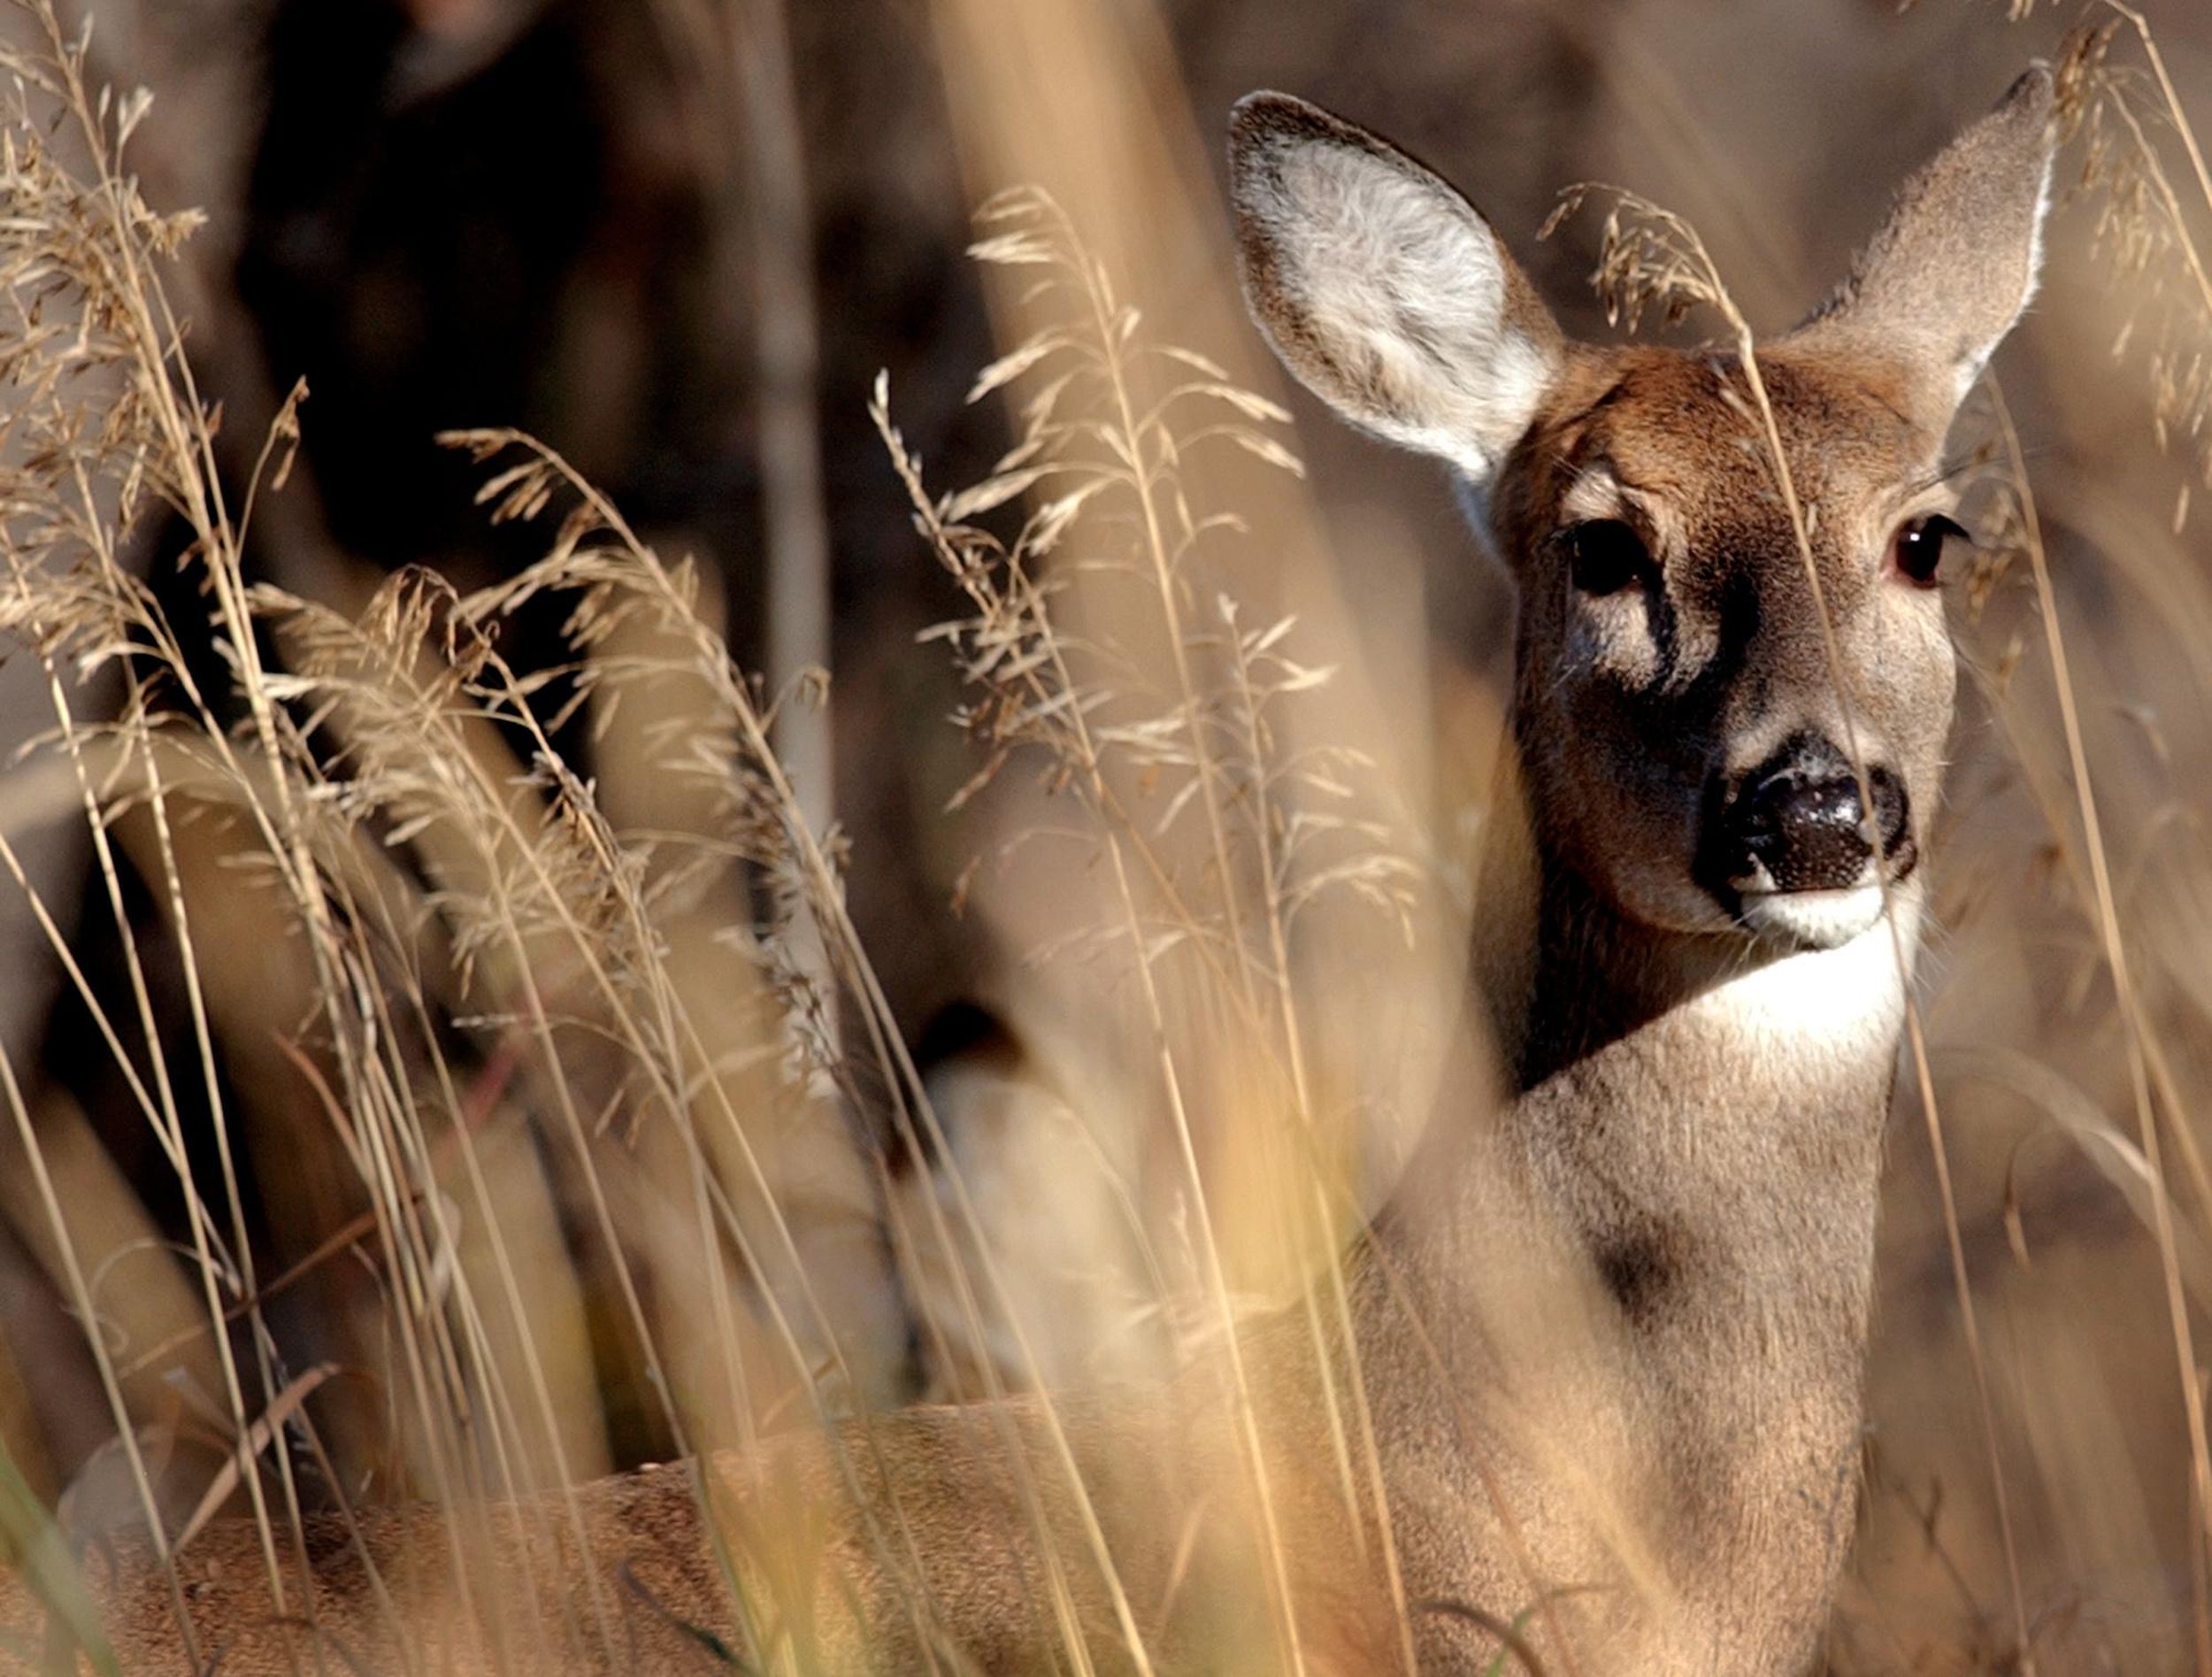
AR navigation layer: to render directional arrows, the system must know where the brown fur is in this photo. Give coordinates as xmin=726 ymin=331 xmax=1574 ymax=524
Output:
xmin=0 ymin=69 xmax=2056 ymax=1677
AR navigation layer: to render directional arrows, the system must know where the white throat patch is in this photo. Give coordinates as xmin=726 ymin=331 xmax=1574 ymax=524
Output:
xmin=1697 ymin=896 xmax=1920 ymax=1069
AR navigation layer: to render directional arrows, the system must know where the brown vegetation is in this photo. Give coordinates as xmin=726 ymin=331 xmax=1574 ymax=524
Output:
xmin=0 ymin=0 xmax=2206 ymax=1671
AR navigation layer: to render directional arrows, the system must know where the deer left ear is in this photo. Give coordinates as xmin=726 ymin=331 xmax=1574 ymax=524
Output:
xmin=1229 ymin=91 xmax=1565 ymax=484
xmin=1787 ymin=65 xmax=2056 ymax=434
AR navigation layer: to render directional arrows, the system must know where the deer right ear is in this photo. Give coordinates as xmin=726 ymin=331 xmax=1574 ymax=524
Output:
xmin=1786 ymin=66 xmax=2056 ymax=434
xmin=1230 ymin=92 xmax=1564 ymax=485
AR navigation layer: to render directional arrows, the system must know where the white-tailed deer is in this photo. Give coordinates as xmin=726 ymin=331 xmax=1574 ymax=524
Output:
xmin=0 ymin=66 xmax=2054 ymax=1677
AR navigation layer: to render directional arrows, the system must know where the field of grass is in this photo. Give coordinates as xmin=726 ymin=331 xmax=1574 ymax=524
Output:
xmin=0 ymin=0 xmax=2208 ymax=1670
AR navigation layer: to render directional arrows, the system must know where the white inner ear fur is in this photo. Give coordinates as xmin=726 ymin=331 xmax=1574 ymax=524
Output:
xmin=1271 ymin=142 xmax=1555 ymax=481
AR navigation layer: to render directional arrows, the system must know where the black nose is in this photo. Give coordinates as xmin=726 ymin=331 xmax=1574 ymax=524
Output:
xmin=1706 ymin=736 xmax=1913 ymax=896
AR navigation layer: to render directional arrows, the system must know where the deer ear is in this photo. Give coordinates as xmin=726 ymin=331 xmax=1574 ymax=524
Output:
xmin=1789 ymin=66 xmax=2056 ymax=432
xmin=1229 ymin=92 xmax=1565 ymax=484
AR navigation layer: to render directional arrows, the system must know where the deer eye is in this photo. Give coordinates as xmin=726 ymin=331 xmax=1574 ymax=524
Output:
xmin=1561 ymin=519 xmax=1649 ymax=596
xmin=1890 ymin=513 xmax=1968 ymax=588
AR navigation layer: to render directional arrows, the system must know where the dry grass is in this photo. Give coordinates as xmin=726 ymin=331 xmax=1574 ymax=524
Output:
xmin=0 ymin=0 xmax=2206 ymax=1672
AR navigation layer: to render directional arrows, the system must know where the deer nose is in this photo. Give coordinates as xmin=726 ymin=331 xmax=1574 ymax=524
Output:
xmin=1714 ymin=738 xmax=1912 ymax=895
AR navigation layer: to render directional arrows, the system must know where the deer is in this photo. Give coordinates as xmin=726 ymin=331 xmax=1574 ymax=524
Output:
xmin=0 ymin=65 xmax=2055 ymax=1677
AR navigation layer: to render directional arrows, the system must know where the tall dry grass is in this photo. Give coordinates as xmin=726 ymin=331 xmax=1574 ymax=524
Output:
xmin=0 ymin=0 xmax=2207 ymax=1671
xmin=0 ymin=0 xmax=1434 ymax=1665
xmin=0 ymin=0 xmax=904 ymax=1660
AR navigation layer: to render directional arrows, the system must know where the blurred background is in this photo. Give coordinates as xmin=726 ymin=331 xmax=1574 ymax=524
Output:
xmin=1 ymin=0 xmax=2210 ymax=1669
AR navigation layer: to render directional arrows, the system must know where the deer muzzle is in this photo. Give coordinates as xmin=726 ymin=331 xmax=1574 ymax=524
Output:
xmin=1700 ymin=735 xmax=1916 ymax=948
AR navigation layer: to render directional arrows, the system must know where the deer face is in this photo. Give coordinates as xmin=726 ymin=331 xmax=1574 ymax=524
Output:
xmin=1489 ymin=343 xmax=1962 ymax=948
xmin=1230 ymin=73 xmax=2054 ymax=951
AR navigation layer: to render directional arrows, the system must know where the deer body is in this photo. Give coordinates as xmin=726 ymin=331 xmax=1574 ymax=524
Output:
xmin=0 ymin=69 xmax=2055 ymax=1677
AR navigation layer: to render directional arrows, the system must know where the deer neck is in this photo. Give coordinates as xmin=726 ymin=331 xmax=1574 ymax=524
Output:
xmin=1362 ymin=764 xmax=1915 ymax=1663
xmin=1455 ymin=756 xmax=1911 ymax=1296
xmin=1495 ymin=845 xmax=1909 ymax=1348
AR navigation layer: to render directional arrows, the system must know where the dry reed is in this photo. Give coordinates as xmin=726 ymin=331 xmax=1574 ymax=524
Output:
xmin=0 ymin=0 xmax=2208 ymax=1671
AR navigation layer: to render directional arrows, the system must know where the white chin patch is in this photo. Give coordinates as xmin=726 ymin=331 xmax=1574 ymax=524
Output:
xmin=1737 ymin=883 xmax=1888 ymax=950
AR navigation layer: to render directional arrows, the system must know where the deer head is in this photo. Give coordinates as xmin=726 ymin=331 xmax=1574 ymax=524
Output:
xmin=1230 ymin=73 xmax=2055 ymax=956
